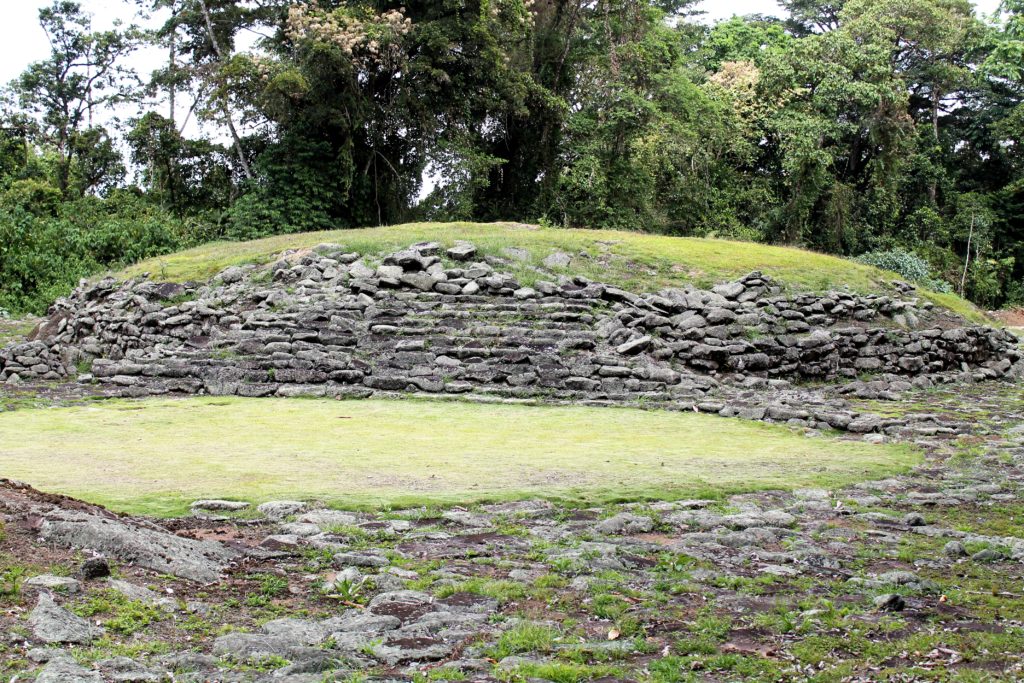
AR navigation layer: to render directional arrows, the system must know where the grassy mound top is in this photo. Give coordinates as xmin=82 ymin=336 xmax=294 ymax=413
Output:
xmin=0 ymin=396 xmax=918 ymax=516
xmin=116 ymin=222 xmax=986 ymax=323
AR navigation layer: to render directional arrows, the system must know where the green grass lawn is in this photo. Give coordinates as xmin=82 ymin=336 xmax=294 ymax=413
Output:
xmin=115 ymin=222 xmax=987 ymax=323
xmin=0 ymin=396 xmax=919 ymax=516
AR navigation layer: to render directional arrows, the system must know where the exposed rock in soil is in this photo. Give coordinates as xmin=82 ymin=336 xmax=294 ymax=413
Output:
xmin=29 ymin=594 xmax=102 ymax=644
xmin=35 ymin=657 xmax=102 ymax=683
xmin=38 ymin=508 xmax=238 ymax=583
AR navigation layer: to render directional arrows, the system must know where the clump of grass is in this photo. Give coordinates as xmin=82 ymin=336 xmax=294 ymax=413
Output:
xmin=508 ymin=662 xmax=622 ymax=683
xmin=412 ymin=667 xmax=469 ymax=682
xmin=0 ymin=566 xmax=26 ymax=601
xmin=589 ymin=593 xmax=631 ymax=621
xmin=74 ymin=638 xmax=173 ymax=666
xmin=248 ymin=573 xmax=288 ymax=598
xmin=489 ymin=622 xmax=563 ymax=659
xmin=435 ymin=578 xmax=528 ymax=603
xmin=71 ymin=590 xmax=165 ymax=635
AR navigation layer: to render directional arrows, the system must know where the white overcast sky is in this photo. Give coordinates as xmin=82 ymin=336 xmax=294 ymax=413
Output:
xmin=0 ymin=0 xmax=1005 ymax=87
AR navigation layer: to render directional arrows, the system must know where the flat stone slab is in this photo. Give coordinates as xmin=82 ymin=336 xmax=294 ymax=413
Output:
xmin=297 ymin=509 xmax=361 ymax=527
xmin=107 ymin=579 xmax=177 ymax=611
xmin=371 ymin=634 xmax=456 ymax=665
xmin=595 ymin=512 xmax=655 ymax=535
xmin=29 ymin=594 xmax=102 ymax=644
xmin=36 ymin=657 xmax=102 ymax=683
xmin=39 ymin=509 xmax=238 ymax=583
xmin=257 ymin=500 xmax=308 ymax=520
xmin=190 ymin=499 xmax=250 ymax=512
xmin=25 ymin=575 xmax=81 ymax=593
xmin=211 ymin=632 xmax=322 ymax=661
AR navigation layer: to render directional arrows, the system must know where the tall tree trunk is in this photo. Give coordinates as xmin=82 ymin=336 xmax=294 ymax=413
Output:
xmin=57 ymin=97 xmax=71 ymax=197
xmin=960 ymin=212 xmax=975 ymax=297
xmin=168 ymin=0 xmax=179 ymax=209
xmin=57 ymin=130 xmax=70 ymax=197
xmin=169 ymin=1 xmax=177 ymax=127
xmin=197 ymin=0 xmax=253 ymax=180
xmin=929 ymin=88 xmax=940 ymax=204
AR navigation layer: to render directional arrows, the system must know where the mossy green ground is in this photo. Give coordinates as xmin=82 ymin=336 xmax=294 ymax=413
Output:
xmin=0 ymin=396 xmax=918 ymax=516
xmin=116 ymin=222 xmax=987 ymax=323
xmin=0 ymin=318 xmax=36 ymax=346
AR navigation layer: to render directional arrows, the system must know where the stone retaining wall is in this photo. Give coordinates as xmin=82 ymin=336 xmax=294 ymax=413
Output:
xmin=1 ymin=242 xmax=1019 ymax=407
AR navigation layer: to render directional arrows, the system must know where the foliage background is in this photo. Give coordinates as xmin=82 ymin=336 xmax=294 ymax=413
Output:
xmin=3 ymin=0 xmax=1024 ymax=314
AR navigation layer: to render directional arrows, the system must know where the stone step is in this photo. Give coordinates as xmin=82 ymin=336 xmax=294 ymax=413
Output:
xmin=401 ymin=316 xmax=597 ymax=332
xmin=365 ymin=324 xmax=581 ymax=341
xmin=401 ymin=304 xmax=600 ymax=317
xmin=375 ymin=307 xmax=600 ymax=322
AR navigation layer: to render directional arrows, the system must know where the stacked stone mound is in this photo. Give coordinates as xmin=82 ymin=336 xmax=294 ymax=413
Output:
xmin=0 ymin=242 xmax=1019 ymax=406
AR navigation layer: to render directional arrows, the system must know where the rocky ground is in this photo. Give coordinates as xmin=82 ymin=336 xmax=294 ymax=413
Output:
xmin=0 ymin=380 xmax=1023 ymax=682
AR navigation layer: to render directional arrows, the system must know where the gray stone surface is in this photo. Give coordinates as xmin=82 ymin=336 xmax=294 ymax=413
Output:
xmin=446 ymin=242 xmax=478 ymax=261
xmin=257 ymin=500 xmax=308 ymax=520
xmin=29 ymin=594 xmax=102 ymax=644
xmin=595 ymin=512 xmax=655 ymax=535
xmin=873 ymin=593 xmax=906 ymax=612
xmin=370 ymin=635 xmax=456 ymax=665
xmin=26 ymin=575 xmax=81 ymax=593
xmin=323 ymin=611 xmax=401 ymax=634
xmin=39 ymin=509 xmax=238 ymax=583
xmin=212 ymin=633 xmax=316 ymax=660
xmin=542 ymin=251 xmax=572 ymax=269
xmin=35 ymin=657 xmax=103 ymax=683
xmin=333 ymin=551 xmax=389 ymax=568
xmin=95 ymin=656 xmax=166 ymax=683
xmin=261 ymin=618 xmax=329 ymax=646
xmin=297 ymin=510 xmax=360 ymax=527
xmin=190 ymin=499 xmax=250 ymax=512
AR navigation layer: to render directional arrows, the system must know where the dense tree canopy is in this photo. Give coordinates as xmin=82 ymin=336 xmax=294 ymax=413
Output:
xmin=2 ymin=0 xmax=1024 ymax=313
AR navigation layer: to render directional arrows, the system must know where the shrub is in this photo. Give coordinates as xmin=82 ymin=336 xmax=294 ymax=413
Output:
xmin=1 ymin=179 xmax=62 ymax=216
xmin=856 ymin=248 xmax=952 ymax=293
xmin=965 ymin=257 xmax=1016 ymax=309
xmin=0 ymin=565 xmax=26 ymax=601
xmin=1005 ymin=279 xmax=1024 ymax=308
xmin=0 ymin=191 xmax=197 ymax=314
